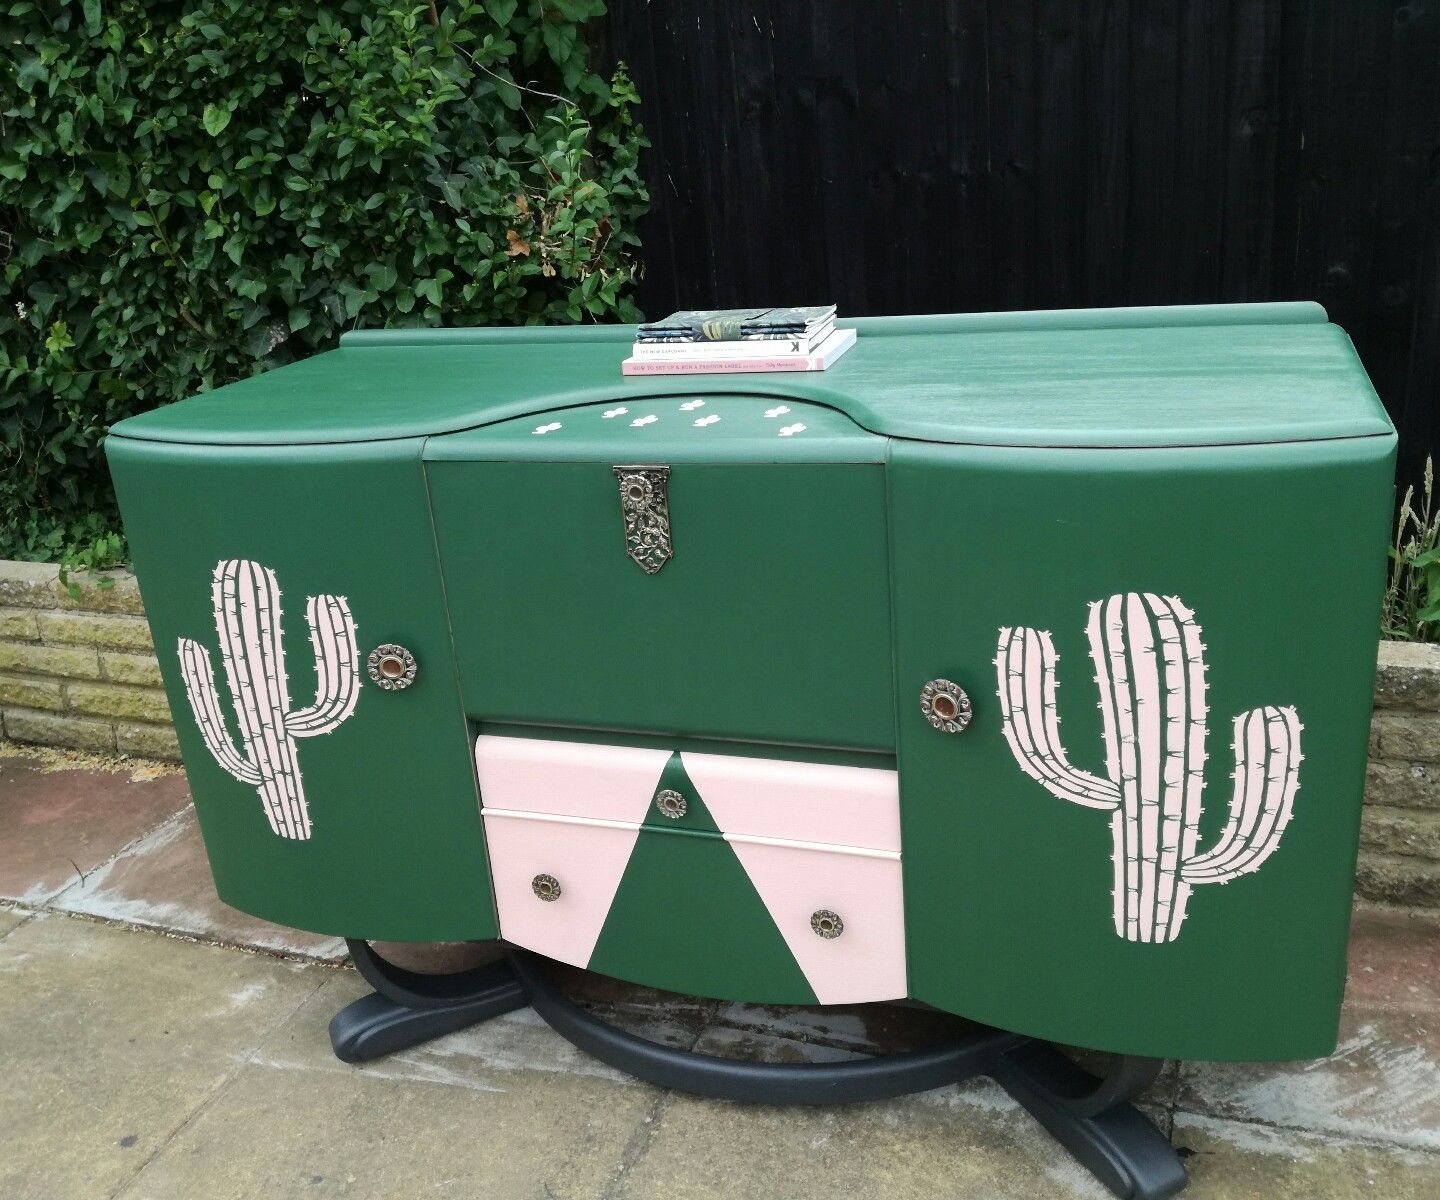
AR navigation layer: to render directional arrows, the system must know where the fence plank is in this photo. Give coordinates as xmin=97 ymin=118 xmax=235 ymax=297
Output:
xmin=608 ymin=0 xmax=1440 ymax=481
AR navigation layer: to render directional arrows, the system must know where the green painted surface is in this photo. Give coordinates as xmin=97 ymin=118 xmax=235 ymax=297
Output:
xmin=425 ymin=395 xmax=885 ymax=465
xmin=104 ymin=303 xmax=1398 ymax=1059
xmin=105 ymin=437 xmax=497 ymax=941
xmin=108 ymin=306 xmax=1387 ymax=450
xmin=589 ymin=825 xmax=817 ymax=1005
xmin=427 ymin=452 xmax=895 ymax=751
xmin=890 ymin=436 xmax=1395 ymax=1061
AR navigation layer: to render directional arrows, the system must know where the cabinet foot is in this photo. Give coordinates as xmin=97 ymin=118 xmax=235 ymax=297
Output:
xmin=331 ymin=941 xmax=1186 ymax=1198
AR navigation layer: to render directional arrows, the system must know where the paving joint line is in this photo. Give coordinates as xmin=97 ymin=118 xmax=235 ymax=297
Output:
xmin=102 ymin=965 xmax=336 ymax=1199
xmin=598 ymin=1010 xmax=718 ymax=1199
xmin=1167 ymin=1104 xmax=1440 ymax=1158
xmin=42 ymin=805 xmax=194 ymax=907
xmin=3 ymin=900 xmax=353 ymax=969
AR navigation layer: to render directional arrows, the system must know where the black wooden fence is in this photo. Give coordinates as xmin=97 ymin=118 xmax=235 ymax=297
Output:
xmin=604 ymin=1 xmax=1440 ymax=489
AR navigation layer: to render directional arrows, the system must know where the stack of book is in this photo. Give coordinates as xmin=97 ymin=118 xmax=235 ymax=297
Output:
xmin=621 ymin=305 xmax=856 ymax=375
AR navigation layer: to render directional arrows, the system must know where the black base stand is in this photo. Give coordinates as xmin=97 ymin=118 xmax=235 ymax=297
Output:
xmin=330 ymin=941 xmax=1187 ymax=1199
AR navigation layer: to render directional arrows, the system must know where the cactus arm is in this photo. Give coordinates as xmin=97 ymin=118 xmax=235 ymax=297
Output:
xmin=287 ymin=594 xmax=360 ymax=736
xmin=1180 ymin=706 xmax=1301 ymax=884
xmin=996 ymin=625 xmax=1122 ymax=810
xmin=176 ymin=637 xmax=262 ymax=787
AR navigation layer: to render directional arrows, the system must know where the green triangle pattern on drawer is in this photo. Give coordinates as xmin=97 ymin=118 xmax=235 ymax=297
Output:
xmin=640 ymin=752 xmax=720 ymax=834
xmin=589 ymin=761 xmax=817 ymax=1004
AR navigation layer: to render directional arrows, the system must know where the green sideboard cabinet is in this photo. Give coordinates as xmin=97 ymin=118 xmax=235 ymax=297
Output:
xmin=108 ymin=303 xmax=1393 ymax=1198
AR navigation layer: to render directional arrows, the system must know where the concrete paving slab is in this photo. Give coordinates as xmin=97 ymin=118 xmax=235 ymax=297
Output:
xmin=257 ymin=969 xmax=643 ymax=1090
xmin=0 ymin=914 xmax=324 ymax=1199
xmin=111 ymin=1051 xmax=656 ymax=1200
xmin=0 ymin=752 xmax=190 ymax=904
xmin=1172 ymin=1112 xmax=1440 ymax=1199
xmin=611 ymin=1080 xmax=1120 ymax=1200
xmin=1176 ymin=1009 xmax=1440 ymax=1153
xmin=1345 ymin=904 xmax=1440 ymax=1014
xmin=51 ymin=805 xmax=347 ymax=961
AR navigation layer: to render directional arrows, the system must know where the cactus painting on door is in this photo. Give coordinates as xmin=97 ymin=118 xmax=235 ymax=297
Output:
xmin=178 ymin=558 xmax=360 ymax=841
xmin=106 ymin=436 xmax=497 ymax=942
xmin=995 ymin=592 xmax=1302 ymax=944
xmin=890 ymin=437 xmax=1393 ymax=1062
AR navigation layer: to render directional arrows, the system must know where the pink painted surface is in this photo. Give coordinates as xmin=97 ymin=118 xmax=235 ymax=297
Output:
xmin=481 ymin=813 xmax=641 ymax=967
xmin=726 ymin=838 xmax=907 ymax=1004
xmin=475 ymin=735 xmax=670 ymax=823
xmin=682 ymin=752 xmax=901 ymax=851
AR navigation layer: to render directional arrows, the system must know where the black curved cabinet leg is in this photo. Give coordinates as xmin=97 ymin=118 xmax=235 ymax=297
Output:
xmin=328 ymin=940 xmax=527 ymax=1064
xmin=328 ymin=945 xmax=1187 ymax=1197
xmin=993 ymin=1042 xmax=1187 ymax=1200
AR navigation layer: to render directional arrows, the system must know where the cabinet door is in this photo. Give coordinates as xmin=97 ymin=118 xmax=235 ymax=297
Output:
xmin=890 ymin=437 xmax=1393 ymax=1061
xmin=107 ymin=437 xmax=496 ymax=941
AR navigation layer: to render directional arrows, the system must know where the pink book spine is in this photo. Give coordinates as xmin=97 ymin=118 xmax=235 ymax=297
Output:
xmin=621 ymin=355 xmax=825 ymax=375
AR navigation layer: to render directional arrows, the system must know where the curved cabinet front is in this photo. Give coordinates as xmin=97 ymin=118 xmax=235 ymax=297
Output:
xmin=107 ymin=436 xmax=497 ymax=942
xmin=891 ymin=436 xmax=1394 ymax=1061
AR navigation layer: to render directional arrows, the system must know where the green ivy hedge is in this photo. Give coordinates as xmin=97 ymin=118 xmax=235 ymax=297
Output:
xmin=1 ymin=0 xmax=648 ymax=566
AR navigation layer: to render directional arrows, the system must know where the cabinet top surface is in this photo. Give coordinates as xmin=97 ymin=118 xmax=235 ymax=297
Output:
xmin=110 ymin=303 xmax=1395 ymax=450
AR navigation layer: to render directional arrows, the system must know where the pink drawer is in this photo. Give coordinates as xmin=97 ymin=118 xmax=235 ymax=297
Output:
xmin=475 ymin=735 xmax=900 ymax=851
xmin=482 ymin=808 xmax=906 ymax=1004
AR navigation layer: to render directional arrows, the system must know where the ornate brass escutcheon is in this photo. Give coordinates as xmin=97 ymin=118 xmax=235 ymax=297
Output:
xmin=655 ymin=789 xmax=687 ymax=819
xmin=613 ymin=465 xmax=673 ymax=574
xmin=920 ymin=678 xmax=973 ymax=734
xmin=367 ymin=644 xmax=417 ymax=691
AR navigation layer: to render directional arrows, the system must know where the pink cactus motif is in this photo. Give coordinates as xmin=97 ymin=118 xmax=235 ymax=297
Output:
xmin=177 ymin=559 xmax=359 ymax=840
xmin=995 ymin=593 xmax=1302 ymax=943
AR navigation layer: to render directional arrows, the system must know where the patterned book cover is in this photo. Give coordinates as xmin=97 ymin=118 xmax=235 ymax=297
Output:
xmin=636 ymin=305 xmax=837 ymax=343
xmin=622 ymin=328 xmax=856 ymax=375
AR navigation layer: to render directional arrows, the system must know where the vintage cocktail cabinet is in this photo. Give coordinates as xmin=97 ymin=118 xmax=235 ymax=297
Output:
xmin=108 ymin=303 xmax=1394 ymax=1199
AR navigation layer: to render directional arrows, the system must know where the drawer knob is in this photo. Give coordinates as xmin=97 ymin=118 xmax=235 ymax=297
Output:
xmin=531 ymin=873 xmax=562 ymax=902
xmin=655 ymin=789 xmax=688 ymax=819
xmin=810 ymin=909 xmax=844 ymax=939
xmin=920 ymin=678 xmax=972 ymax=734
xmin=367 ymin=644 xmax=418 ymax=691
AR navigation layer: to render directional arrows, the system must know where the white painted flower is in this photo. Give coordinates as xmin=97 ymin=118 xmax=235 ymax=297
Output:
xmin=533 ymin=422 xmax=562 ymax=435
xmin=693 ymin=415 xmax=721 ymax=427
xmin=631 ymin=415 xmax=658 ymax=427
xmin=603 ymin=407 xmax=629 ymax=419
xmin=680 ymin=399 xmax=706 ymax=411
xmin=764 ymin=405 xmax=790 ymax=418
xmin=778 ymin=423 xmax=806 ymax=437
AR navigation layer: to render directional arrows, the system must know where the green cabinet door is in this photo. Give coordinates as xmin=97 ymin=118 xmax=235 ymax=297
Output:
xmin=425 ymin=396 xmax=895 ymax=750
xmin=890 ymin=436 xmax=1394 ymax=1061
xmin=106 ymin=436 xmax=496 ymax=941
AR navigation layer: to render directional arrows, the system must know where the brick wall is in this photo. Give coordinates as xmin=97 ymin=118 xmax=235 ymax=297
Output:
xmin=0 ymin=561 xmax=178 ymax=760
xmin=1361 ymin=641 xmax=1440 ymax=908
xmin=2 ymin=560 xmax=1438 ymax=910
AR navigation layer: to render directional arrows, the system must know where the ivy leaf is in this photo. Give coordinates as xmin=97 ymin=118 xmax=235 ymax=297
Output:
xmin=202 ymin=104 xmax=232 ymax=137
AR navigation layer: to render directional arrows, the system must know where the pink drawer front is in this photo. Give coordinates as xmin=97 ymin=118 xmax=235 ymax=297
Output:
xmin=475 ymin=734 xmax=899 ymax=850
xmin=482 ymin=810 xmax=906 ymax=1004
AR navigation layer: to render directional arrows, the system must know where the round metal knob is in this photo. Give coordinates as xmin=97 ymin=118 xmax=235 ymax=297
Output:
xmin=920 ymin=678 xmax=972 ymax=734
xmin=531 ymin=874 xmax=561 ymax=902
xmin=367 ymin=644 xmax=417 ymax=691
xmin=655 ymin=789 xmax=687 ymax=819
xmin=810 ymin=909 xmax=844 ymax=939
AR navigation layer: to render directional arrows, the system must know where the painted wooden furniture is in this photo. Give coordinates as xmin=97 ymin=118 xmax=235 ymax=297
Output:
xmin=108 ymin=304 xmax=1395 ymax=1200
